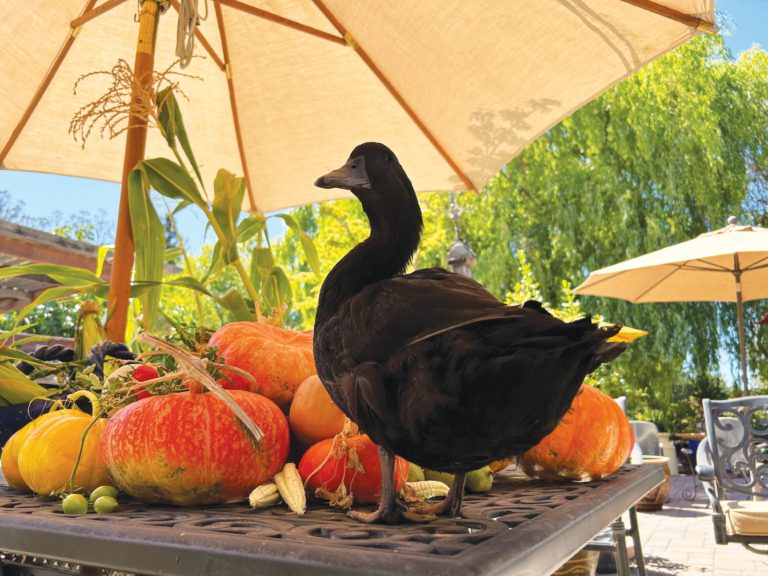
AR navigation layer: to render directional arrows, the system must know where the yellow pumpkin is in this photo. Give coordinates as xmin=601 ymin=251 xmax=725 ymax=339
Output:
xmin=15 ymin=391 xmax=110 ymax=496
xmin=1 ymin=406 xmax=81 ymax=492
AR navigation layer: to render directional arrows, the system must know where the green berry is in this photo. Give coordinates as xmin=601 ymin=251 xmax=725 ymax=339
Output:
xmin=89 ymin=485 xmax=119 ymax=502
xmin=93 ymin=495 xmax=119 ymax=514
xmin=407 ymin=462 xmax=425 ymax=482
xmin=466 ymin=466 xmax=494 ymax=493
xmin=61 ymin=494 xmax=88 ymax=515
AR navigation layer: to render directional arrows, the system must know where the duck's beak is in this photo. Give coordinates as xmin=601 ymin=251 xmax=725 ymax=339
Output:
xmin=315 ymin=156 xmax=371 ymax=190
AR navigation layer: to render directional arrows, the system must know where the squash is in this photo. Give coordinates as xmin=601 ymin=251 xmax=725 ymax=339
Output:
xmin=1 ymin=405 xmax=81 ymax=492
xmin=209 ymin=322 xmax=315 ymax=410
xmin=520 ymin=384 xmax=634 ymax=482
xmin=101 ymin=388 xmax=290 ymax=505
xmin=16 ymin=391 xmax=110 ymax=496
xmin=298 ymin=433 xmax=408 ymax=504
xmin=289 ymin=375 xmax=358 ymax=445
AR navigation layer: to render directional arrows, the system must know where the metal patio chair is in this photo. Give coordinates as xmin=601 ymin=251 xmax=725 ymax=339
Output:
xmin=696 ymin=397 xmax=768 ymax=554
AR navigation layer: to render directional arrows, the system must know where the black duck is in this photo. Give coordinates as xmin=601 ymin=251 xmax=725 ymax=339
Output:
xmin=313 ymin=142 xmax=625 ymax=523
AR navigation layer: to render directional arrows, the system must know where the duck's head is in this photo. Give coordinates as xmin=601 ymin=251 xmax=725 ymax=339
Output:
xmin=315 ymin=143 xmax=418 ymax=216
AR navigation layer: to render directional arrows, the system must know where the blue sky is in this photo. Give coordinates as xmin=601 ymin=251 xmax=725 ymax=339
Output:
xmin=1 ymin=0 xmax=766 ymax=253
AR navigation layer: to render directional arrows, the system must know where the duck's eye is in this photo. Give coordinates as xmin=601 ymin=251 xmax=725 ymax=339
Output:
xmin=383 ymin=152 xmax=391 ymax=162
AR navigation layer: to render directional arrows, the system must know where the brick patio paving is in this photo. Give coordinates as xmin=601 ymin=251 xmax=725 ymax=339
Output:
xmin=604 ymin=474 xmax=768 ymax=575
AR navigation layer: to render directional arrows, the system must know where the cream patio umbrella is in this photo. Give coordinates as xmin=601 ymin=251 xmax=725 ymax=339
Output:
xmin=574 ymin=218 xmax=768 ymax=396
xmin=0 ymin=0 xmax=716 ymax=340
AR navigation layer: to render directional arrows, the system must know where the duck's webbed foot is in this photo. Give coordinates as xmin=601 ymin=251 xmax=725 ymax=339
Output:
xmin=347 ymin=446 xmax=407 ymax=524
xmin=347 ymin=499 xmax=408 ymax=524
xmin=408 ymin=471 xmax=467 ymax=518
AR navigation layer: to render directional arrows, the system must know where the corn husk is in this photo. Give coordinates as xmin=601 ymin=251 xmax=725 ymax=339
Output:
xmin=74 ymin=301 xmax=107 ymax=362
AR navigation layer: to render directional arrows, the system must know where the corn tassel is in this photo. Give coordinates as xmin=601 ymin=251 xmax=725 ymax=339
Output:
xmin=249 ymin=482 xmax=282 ymax=509
xmin=274 ymin=463 xmax=306 ymax=515
xmin=405 ymin=480 xmax=451 ymax=500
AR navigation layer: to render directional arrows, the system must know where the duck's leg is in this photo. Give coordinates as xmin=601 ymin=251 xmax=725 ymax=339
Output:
xmin=410 ymin=471 xmax=467 ymax=517
xmin=443 ymin=471 xmax=467 ymax=517
xmin=347 ymin=446 xmax=403 ymax=524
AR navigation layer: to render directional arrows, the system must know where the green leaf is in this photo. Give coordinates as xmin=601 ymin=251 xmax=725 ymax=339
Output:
xmin=204 ymin=241 xmax=225 ymax=281
xmin=172 ymin=199 xmax=192 ymax=215
xmin=261 ymin=266 xmax=292 ymax=311
xmin=219 ymin=288 xmax=254 ymax=321
xmin=2 ymin=334 xmax=49 ymax=350
xmin=237 ymin=216 xmax=266 ymax=244
xmin=95 ymin=245 xmax=113 ymax=279
xmin=212 ymin=169 xmax=245 ymax=264
xmin=0 ymin=264 xmax=102 ymax=287
xmin=0 ymin=363 xmax=55 ymax=405
xmin=0 ymin=325 xmax=38 ymax=344
xmin=141 ymin=158 xmax=207 ymax=209
xmin=156 ymin=87 xmax=203 ymax=186
xmin=250 ymin=253 xmax=262 ymax=290
xmin=298 ymin=230 xmax=321 ymax=276
xmin=252 ymin=246 xmax=275 ymax=271
xmin=129 ymin=168 xmax=166 ymax=331
xmin=162 ymin=276 xmax=215 ymax=296
xmin=156 ymin=87 xmax=177 ymax=148
xmin=165 ymin=247 xmax=184 ymax=261
xmin=273 ymin=213 xmax=300 ymax=232
xmin=0 ymin=342 xmax=49 ymax=366
xmin=15 ymin=287 xmax=77 ymax=327
xmin=272 ymin=212 xmax=320 ymax=275
xmin=130 ymin=276 xmax=215 ymax=298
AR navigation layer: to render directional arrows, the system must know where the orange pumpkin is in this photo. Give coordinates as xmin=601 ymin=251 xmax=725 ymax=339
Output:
xmin=298 ymin=434 xmax=408 ymax=504
xmin=209 ymin=322 xmax=315 ymax=410
xmin=289 ymin=375 xmax=358 ymax=445
xmin=101 ymin=389 xmax=290 ymax=505
xmin=520 ymin=384 xmax=633 ymax=482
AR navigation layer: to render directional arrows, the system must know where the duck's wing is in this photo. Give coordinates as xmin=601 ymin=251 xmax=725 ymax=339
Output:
xmin=341 ymin=267 xmax=535 ymax=363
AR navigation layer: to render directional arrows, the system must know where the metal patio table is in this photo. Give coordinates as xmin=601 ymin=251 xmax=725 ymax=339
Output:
xmin=0 ymin=465 xmax=663 ymax=576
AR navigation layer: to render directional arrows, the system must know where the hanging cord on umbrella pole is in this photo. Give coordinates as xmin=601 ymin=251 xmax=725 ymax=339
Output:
xmin=176 ymin=0 xmax=208 ymax=68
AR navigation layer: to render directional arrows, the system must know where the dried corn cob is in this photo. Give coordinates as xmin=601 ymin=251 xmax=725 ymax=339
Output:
xmin=248 ymin=482 xmax=282 ymax=509
xmin=274 ymin=463 xmax=306 ymax=515
xmin=405 ymin=480 xmax=451 ymax=500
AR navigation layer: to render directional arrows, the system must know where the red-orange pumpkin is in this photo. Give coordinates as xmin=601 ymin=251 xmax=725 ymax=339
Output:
xmin=298 ymin=434 xmax=408 ymax=504
xmin=520 ymin=384 xmax=633 ymax=482
xmin=289 ymin=375 xmax=358 ymax=445
xmin=209 ymin=322 xmax=315 ymax=410
xmin=101 ymin=389 xmax=289 ymax=505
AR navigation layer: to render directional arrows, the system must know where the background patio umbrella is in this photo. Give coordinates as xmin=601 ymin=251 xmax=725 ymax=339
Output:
xmin=574 ymin=218 xmax=768 ymax=396
xmin=0 ymin=0 xmax=715 ymax=340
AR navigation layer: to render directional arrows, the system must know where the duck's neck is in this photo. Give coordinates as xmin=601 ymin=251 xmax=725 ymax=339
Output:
xmin=315 ymin=197 xmax=423 ymax=327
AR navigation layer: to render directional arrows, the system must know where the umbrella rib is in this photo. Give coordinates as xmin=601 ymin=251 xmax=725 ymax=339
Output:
xmin=618 ymin=0 xmax=717 ymax=34
xmin=742 ymin=255 xmax=768 ymax=272
xmin=0 ymin=0 xmax=99 ymax=165
xmin=170 ymin=0 xmax=226 ymax=70
xmin=214 ymin=1 xmax=257 ymax=211
xmin=311 ymin=0 xmax=477 ymax=193
xmin=679 ymin=258 xmax=732 ymax=272
xmin=214 ymin=0 xmax=346 ymax=46
xmin=70 ymin=0 xmax=127 ymax=29
xmin=632 ymin=264 xmax=685 ymax=301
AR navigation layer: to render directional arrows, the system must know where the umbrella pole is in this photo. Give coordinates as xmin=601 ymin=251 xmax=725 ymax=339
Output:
xmin=734 ymin=256 xmax=749 ymax=396
xmin=105 ymin=0 xmax=161 ymax=342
